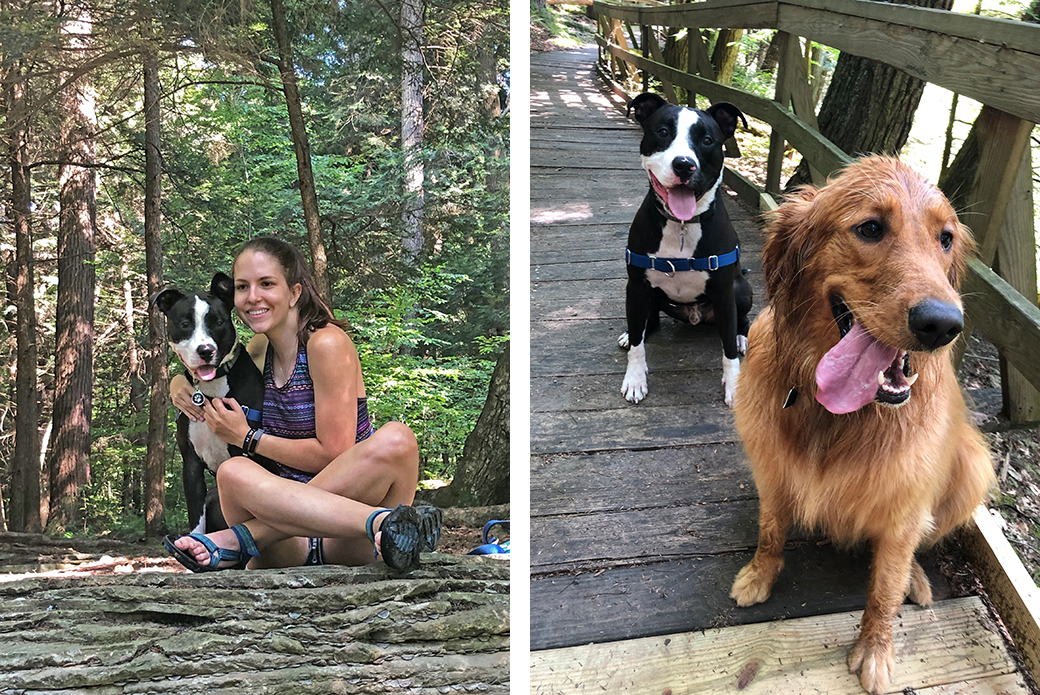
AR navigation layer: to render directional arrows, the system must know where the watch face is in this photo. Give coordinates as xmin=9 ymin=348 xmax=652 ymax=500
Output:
xmin=192 ymin=390 xmax=205 ymax=407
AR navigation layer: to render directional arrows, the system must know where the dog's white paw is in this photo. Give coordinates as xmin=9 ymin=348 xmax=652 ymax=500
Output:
xmin=723 ymin=357 xmax=740 ymax=408
xmin=618 ymin=332 xmax=630 ymax=349
xmin=737 ymin=334 xmax=748 ymax=355
xmin=622 ymin=343 xmax=648 ymax=403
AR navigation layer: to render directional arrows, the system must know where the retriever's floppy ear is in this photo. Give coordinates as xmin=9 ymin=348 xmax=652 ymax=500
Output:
xmin=762 ymin=186 xmax=822 ymax=311
xmin=948 ymin=220 xmax=976 ymax=290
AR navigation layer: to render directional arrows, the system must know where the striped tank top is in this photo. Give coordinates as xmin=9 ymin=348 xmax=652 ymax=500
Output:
xmin=263 ymin=342 xmax=374 ymax=483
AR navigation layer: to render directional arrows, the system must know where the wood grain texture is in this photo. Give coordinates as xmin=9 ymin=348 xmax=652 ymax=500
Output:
xmin=963 ymin=259 xmax=1040 ymax=393
xmin=531 ymin=444 xmax=753 ymax=515
xmin=959 ymin=508 xmax=1040 ymax=685
xmin=531 ymin=597 xmax=1023 ymax=694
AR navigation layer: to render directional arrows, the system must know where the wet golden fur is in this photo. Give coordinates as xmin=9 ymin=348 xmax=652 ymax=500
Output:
xmin=730 ymin=156 xmax=994 ymax=694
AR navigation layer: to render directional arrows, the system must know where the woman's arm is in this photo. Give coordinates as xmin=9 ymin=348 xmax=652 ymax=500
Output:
xmin=204 ymin=326 xmax=360 ymax=472
xmin=170 ymin=373 xmax=205 ymax=422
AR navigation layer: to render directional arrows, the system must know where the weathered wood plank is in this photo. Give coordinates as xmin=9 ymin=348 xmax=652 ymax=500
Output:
xmin=963 ymin=259 xmax=1040 ymax=394
xmin=776 ymin=4 xmax=1040 ymax=124
xmin=959 ymin=507 xmax=1040 ymax=686
xmin=532 ymin=402 xmax=740 ymax=454
xmin=531 ymin=260 xmax=622 ymax=282
xmin=530 ymin=444 xmax=753 ymax=515
xmin=529 ymin=543 xmax=874 ymax=650
xmin=530 ymin=597 xmax=1023 ymax=694
xmin=532 ymin=370 xmax=734 ymax=411
xmin=530 ymin=318 xmax=728 ymax=377
xmin=532 ymin=500 xmax=761 ymax=573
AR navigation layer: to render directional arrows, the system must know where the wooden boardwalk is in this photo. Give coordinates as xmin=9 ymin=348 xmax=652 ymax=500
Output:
xmin=529 ymin=47 xmax=1031 ymax=694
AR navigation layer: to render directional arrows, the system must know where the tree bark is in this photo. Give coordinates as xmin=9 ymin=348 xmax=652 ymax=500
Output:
xmin=787 ymin=0 xmax=953 ymax=189
xmin=48 ymin=10 xmax=97 ymax=532
xmin=424 ymin=343 xmax=509 ymax=507
xmin=5 ymin=62 xmax=41 ymax=534
xmin=400 ymin=0 xmax=425 ymax=263
xmin=270 ymin=0 xmax=329 ymax=299
xmin=123 ymin=256 xmax=147 ymax=414
xmin=710 ymin=28 xmax=743 ymax=85
xmin=143 ymin=43 xmax=168 ymax=539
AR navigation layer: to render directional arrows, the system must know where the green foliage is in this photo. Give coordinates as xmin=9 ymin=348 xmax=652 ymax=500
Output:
xmin=0 ymin=0 xmax=508 ymax=532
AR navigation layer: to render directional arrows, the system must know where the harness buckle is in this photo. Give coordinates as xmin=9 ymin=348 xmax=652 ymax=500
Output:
xmin=663 ymin=259 xmax=676 ymax=277
xmin=708 ymin=255 xmax=719 ymax=271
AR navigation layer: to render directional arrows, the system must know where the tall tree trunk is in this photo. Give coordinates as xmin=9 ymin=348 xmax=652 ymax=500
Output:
xmin=5 ymin=63 xmax=41 ymax=533
xmin=787 ymin=0 xmax=953 ymax=189
xmin=710 ymin=28 xmax=743 ymax=85
xmin=400 ymin=0 xmax=425 ymax=263
xmin=270 ymin=0 xmax=329 ymax=299
xmin=48 ymin=11 xmax=97 ymax=532
xmin=143 ymin=45 xmax=168 ymax=539
xmin=423 ymin=343 xmax=509 ymax=507
xmin=124 ymin=256 xmax=146 ymax=415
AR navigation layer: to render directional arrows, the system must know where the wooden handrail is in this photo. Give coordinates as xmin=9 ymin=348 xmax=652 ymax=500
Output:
xmin=593 ymin=0 xmax=1040 ymax=123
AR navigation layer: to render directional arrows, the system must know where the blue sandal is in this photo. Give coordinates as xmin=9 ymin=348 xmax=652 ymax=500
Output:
xmin=164 ymin=524 xmax=260 ymax=572
xmin=366 ymin=505 xmax=442 ymax=573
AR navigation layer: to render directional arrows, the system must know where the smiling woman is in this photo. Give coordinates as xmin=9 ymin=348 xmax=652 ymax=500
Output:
xmin=165 ymin=236 xmax=441 ymax=574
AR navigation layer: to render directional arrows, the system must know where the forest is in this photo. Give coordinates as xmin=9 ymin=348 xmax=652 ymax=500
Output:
xmin=0 ymin=0 xmax=509 ymax=538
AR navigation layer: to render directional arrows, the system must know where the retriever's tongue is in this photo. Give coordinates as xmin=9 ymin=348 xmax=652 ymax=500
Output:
xmin=665 ymin=186 xmax=699 ymax=221
xmin=196 ymin=365 xmax=217 ymax=382
xmin=815 ymin=322 xmax=898 ymax=414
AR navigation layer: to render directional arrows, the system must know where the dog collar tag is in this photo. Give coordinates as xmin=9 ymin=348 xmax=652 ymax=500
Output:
xmin=191 ymin=389 xmax=205 ymax=407
xmin=782 ymin=388 xmax=798 ymax=409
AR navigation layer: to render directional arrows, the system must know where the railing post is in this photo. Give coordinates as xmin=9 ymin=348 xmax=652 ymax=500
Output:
xmin=641 ymin=24 xmax=650 ymax=93
xmin=995 ymin=138 xmax=1040 ymax=423
xmin=953 ymin=107 xmax=1032 ymax=366
xmin=686 ymin=27 xmax=697 ymax=107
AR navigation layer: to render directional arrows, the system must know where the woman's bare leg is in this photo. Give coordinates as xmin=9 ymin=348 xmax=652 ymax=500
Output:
xmin=172 ymin=422 xmax=420 ymax=568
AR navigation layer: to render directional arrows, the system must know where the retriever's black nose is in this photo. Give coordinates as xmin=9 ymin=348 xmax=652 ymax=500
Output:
xmin=672 ymin=157 xmax=697 ymax=180
xmin=908 ymin=299 xmax=963 ymax=350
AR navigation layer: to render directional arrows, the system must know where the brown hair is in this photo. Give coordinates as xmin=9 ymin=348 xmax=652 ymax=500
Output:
xmin=233 ymin=236 xmax=350 ymax=345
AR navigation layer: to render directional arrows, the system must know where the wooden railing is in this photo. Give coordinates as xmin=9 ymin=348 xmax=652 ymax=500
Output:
xmin=593 ymin=0 xmax=1040 ymax=423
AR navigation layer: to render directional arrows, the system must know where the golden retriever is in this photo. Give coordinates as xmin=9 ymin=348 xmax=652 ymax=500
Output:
xmin=730 ymin=156 xmax=995 ymax=694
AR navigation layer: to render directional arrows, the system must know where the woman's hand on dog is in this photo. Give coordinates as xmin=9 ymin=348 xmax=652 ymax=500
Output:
xmin=171 ymin=374 xmax=206 ymax=422
xmin=203 ymin=397 xmax=250 ymax=447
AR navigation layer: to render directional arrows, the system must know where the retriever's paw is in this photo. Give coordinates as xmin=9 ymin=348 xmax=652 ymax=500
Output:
xmin=849 ymin=634 xmax=894 ymax=694
xmin=730 ymin=562 xmax=774 ymax=607
xmin=618 ymin=332 xmax=630 ymax=349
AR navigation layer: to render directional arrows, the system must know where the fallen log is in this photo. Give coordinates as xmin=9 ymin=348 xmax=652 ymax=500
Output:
xmin=0 ymin=554 xmax=509 ymax=693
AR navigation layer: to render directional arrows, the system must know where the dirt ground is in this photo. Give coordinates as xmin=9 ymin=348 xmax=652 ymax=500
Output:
xmin=0 ymin=509 xmax=508 ymax=579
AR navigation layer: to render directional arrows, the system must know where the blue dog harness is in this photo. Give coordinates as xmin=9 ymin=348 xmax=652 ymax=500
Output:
xmin=625 ymin=245 xmax=741 ymax=273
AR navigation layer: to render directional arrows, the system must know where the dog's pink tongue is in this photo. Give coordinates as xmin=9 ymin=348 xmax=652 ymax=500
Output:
xmin=666 ymin=186 xmax=699 ymax=221
xmin=196 ymin=365 xmax=217 ymax=382
xmin=815 ymin=322 xmax=898 ymax=414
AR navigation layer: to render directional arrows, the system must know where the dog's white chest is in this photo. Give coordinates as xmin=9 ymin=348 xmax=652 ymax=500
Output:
xmin=189 ymin=378 xmax=231 ymax=473
xmin=647 ymin=219 xmax=708 ymax=303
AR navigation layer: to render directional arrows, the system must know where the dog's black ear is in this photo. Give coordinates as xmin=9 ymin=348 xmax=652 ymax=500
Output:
xmin=210 ymin=272 xmax=235 ymax=310
xmin=151 ymin=288 xmax=185 ymax=317
xmin=706 ymin=102 xmax=747 ymax=141
xmin=628 ymin=93 xmax=668 ymax=124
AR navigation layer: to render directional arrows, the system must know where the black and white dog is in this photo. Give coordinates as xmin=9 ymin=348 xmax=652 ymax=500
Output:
xmin=153 ymin=273 xmax=265 ymax=533
xmin=620 ymin=93 xmax=753 ymax=407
